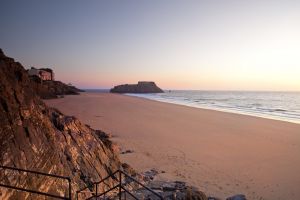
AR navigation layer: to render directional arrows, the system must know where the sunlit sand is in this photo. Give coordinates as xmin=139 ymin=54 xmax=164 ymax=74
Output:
xmin=46 ymin=92 xmax=300 ymax=200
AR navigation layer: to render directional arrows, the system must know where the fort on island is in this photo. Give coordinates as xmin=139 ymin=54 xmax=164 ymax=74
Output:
xmin=110 ymin=81 xmax=164 ymax=93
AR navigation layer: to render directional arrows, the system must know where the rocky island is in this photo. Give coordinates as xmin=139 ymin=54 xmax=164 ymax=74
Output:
xmin=110 ymin=81 xmax=164 ymax=93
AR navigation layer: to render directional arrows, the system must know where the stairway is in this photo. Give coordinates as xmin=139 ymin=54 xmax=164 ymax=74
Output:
xmin=1 ymin=166 xmax=205 ymax=200
xmin=76 ymin=170 xmax=163 ymax=200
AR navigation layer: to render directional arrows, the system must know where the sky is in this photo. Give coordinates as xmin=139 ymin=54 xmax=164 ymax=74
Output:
xmin=0 ymin=0 xmax=299 ymax=91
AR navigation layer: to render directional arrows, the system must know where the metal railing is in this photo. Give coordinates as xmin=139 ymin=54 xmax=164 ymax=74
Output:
xmin=76 ymin=169 xmax=163 ymax=200
xmin=0 ymin=166 xmax=163 ymax=200
xmin=0 ymin=165 xmax=72 ymax=200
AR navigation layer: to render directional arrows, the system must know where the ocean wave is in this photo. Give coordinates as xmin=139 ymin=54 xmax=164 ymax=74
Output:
xmin=126 ymin=91 xmax=300 ymax=124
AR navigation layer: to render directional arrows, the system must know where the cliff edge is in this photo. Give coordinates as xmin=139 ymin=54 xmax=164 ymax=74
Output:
xmin=0 ymin=49 xmax=120 ymax=199
xmin=110 ymin=81 xmax=164 ymax=93
xmin=30 ymin=75 xmax=83 ymax=99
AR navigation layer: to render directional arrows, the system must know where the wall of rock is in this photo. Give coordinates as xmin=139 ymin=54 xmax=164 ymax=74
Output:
xmin=0 ymin=49 xmax=121 ymax=199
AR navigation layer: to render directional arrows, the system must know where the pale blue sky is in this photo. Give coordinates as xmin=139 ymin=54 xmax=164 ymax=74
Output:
xmin=1 ymin=0 xmax=299 ymax=90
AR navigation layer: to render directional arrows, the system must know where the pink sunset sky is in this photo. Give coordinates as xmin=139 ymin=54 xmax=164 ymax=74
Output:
xmin=1 ymin=0 xmax=299 ymax=91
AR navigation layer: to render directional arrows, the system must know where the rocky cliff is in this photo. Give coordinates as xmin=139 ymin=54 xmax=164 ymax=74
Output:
xmin=0 ymin=49 xmax=121 ymax=199
xmin=110 ymin=81 xmax=164 ymax=93
xmin=30 ymin=75 xmax=83 ymax=99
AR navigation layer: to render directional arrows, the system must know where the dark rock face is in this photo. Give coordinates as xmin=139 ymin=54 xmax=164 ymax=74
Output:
xmin=0 ymin=49 xmax=120 ymax=199
xmin=226 ymin=194 xmax=247 ymax=200
xmin=140 ymin=180 xmax=208 ymax=200
xmin=110 ymin=81 xmax=164 ymax=93
xmin=30 ymin=75 xmax=83 ymax=99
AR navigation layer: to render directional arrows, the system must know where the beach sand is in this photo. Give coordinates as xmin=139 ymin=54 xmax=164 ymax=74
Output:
xmin=45 ymin=92 xmax=300 ymax=200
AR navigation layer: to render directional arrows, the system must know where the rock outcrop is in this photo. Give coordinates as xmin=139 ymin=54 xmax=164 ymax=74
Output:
xmin=110 ymin=81 xmax=164 ymax=93
xmin=226 ymin=194 xmax=247 ymax=200
xmin=139 ymin=180 xmax=208 ymax=200
xmin=30 ymin=75 xmax=83 ymax=99
xmin=0 ymin=49 xmax=120 ymax=199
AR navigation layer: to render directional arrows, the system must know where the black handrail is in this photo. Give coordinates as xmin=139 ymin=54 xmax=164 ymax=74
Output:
xmin=120 ymin=186 xmax=138 ymax=200
xmin=0 ymin=165 xmax=72 ymax=200
xmin=121 ymin=170 xmax=162 ymax=199
xmin=0 ymin=165 xmax=70 ymax=180
xmin=75 ymin=170 xmax=119 ymax=199
xmin=94 ymin=170 xmax=119 ymax=185
xmin=0 ymin=183 xmax=68 ymax=200
xmin=86 ymin=184 xmax=120 ymax=200
xmin=76 ymin=169 xmax=163 ymax=200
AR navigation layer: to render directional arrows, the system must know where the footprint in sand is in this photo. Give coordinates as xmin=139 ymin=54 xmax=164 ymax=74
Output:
xmin=144 ymin=152 xmax=151 ymax=157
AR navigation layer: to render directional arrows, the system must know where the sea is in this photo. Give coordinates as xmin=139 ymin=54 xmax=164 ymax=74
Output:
xmin=124 ymin=90 xmax=300 ymax=124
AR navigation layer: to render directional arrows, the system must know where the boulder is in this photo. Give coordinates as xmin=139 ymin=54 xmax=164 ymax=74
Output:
xmin=132 ymin=180 xmax=208 ymax=200
xmin=226 ymin=194 xmax=247 ymax=200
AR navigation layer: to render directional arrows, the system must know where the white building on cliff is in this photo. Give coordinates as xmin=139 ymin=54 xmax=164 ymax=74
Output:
xmin=28 ymin=67 xmax=55 ymax=81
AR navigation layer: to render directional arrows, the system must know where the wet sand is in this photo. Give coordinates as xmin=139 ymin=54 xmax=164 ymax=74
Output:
xmin=45 ymin=92 xmax=300 ymax=200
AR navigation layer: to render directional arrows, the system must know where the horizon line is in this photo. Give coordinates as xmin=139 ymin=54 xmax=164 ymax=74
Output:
xmin=81 ymin=88 xmax=300 ymax=93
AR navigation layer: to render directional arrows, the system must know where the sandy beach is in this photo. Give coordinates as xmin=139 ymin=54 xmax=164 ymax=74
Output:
xmin=45 ymin=92 xmax=300 ymax=200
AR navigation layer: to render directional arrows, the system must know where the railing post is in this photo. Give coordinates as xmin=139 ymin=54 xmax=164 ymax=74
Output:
xmin=68 ymin=178 xmax=72 ymax=200
xmin=96 ymin=183 xmax=98 ymax=198
xmin=119 ymin=171 xmax=122 ymax=200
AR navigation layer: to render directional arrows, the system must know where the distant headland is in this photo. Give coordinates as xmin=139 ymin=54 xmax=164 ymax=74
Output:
xmin=110 ymin=81 xmax=164 ymax=93
xmin=27 ymin=66 xmax=83 ymax=99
